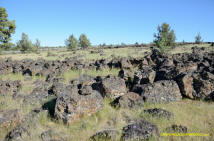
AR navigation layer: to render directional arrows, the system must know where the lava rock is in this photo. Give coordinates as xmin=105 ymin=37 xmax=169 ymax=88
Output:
xmin=144 ymin=108 xmax=174 ymax=119
xmin=90 ymin=129 xmax=119 ymax=141
xmin=121 ymin=119 xmax=159 ymax=141
xmin=100 ymin=75 xmax=126 ymax=99
xmin=132 ymin=80 xmax=182 ymax=103
xmin=54 ymin=85 xmax=103 ymax=124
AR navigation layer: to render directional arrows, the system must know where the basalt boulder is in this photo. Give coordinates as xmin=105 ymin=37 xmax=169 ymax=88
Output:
xmin=54 ymin=85 xmax=103 ymax=124
xmin=176 ymin=72 xmax=214 ymax=100
xmin=0 ymin=109 xmax=20 ymax=129
xmin=113 ymin=92 xmax=144 ymax=108
xmin=0 ymin=79 xmax=22 ymax=95
xmin=99 ymin=75 xmax=126 ymax=99
xmin=166 ymin=124 xmax=187 ymax=133
xmin=90 ymin=129 xmax=119 ymax=141
xmin=132 ymin=80 xmax=182 ymax=103
xmin=144 ymin=108 xmax=174 ymax=119
xmin=133 ymin=68 xmax=156 ymax=84
xmin=121 ymin=119 xmax=159 ymax=141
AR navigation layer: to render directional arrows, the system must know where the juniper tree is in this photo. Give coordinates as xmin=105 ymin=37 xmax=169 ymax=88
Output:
xmin=79 ymin=34 xmax=91 ymax=49
xmin=65 ymin=34 xmax=78 ymax=50
xmin=0 ymin=7 xmax=16 ymax=49
xmin=195 ymin=33 xmax=202 ymax=44
xmin=17 ymin=33 xmax=35 ymax=53
xmin=154 ymin=22 xmax=176 ymax=54
xmin=34 ymin=39 xmax=41 ymax=49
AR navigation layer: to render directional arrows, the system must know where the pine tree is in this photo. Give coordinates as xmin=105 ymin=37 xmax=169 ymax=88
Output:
xmin=65 ymin=34 xmax=78 ymax=50
xmin=154 ymin=22 xmax=176 ymax=54
xmin=195 ymin=33 xmax=202 ymax=44
xmin=79 ymin=34 xmax=91 ymax=49
xmin=0 ymin=7 xmax=16 ymax=49
xmin=17 ymin=33 xmax=34 ymax=53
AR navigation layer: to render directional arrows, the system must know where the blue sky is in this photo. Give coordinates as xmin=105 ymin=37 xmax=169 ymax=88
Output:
xmin=1 ymin=0 xmax=214 ymax=46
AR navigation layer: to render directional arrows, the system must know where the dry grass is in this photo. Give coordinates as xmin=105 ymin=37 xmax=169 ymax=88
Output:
xmin=1 ymin=98 xmax=211 ymax=141
xmin=62 ymin=68 xmax=120 ymax=83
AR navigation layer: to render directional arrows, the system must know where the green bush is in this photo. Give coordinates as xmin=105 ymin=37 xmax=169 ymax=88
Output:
xmin=47 ymin=51 xmax=56 ymax=57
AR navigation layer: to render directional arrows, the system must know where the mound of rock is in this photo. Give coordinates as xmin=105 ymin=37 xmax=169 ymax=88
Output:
xmin=90 ymin=129 xmax=119 ymax=141
xmin=132 ymin=80 xmax=182 ymax=103
xmin=0 ymin=109 xmax=20 ymax=129
xmin=54 ymin=84 xmax=103 ymax=124
xmin=121 ymin=119 xmax=159 ymax=141
xmin=166 ymin=124 xmax=188 ymax=133
xmin=0 ymin=79 xmax=22 ymax=95
xmin=144 ymin=108 xmax=173 ymax=119
xmin=5 ymin=126 xmax=30 ymax=141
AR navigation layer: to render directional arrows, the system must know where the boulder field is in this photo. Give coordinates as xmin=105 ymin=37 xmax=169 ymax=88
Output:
xmin=1 ymin=47 xmax=214 ymax=140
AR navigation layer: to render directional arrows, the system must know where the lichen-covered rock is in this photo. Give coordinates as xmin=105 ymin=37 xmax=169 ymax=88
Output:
xmin=23 ymin=87 xmax=49 ymax=105
xmin=133 ymin=68 xmax=156 ymax=84
xmin=100 ymin=75 xmax=126 ymax=99
xmin=115 ymin=92 xmax=144 ymax=108
xmin=54 ymin=85 xmax=103 ymax=124
xmin=0 ymin=109 xmax=20 ymax=129
xmin=176 ymin=73 xmax=195 ymax=99
xmin=90 ymin=129 xmax=119 ymax=141
xmin=121 ymin=119 xmax=159 ymax=141
xmin=144 ymin=108 xmax=174 ymax=119
xmin=0 ymin=79 xmax=22 ymax=95
xmin=166 ymin=124 xmax=187 ymax=133
xmin=132 ymin=80 xmax=182 ymax=103
xmin=5 ymin=126 xmax=30 ymax=141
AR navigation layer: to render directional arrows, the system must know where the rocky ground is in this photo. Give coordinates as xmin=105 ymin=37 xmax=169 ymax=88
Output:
xmin=0 ymin=46 xmax=214 ymax=141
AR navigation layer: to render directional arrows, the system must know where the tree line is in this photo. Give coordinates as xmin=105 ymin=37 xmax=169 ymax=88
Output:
xmin=0 ymin=6 xmax=205 ymax=54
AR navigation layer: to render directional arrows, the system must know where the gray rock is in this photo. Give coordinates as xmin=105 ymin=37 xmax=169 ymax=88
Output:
xmin=166 ymin=124 xmax=187 ymax=133
xmin=100 ymin=75 xmax=126 ymax=99
xmin=116 ymin=92 xmax=144 ymax=108
xmin=54 ymin=85 xmax=103 ymax=124
xmin=144 ymin=108 xmax=173 ymax=119
xmin=132 ymin=80 xmax=182 ymax=103
xmin=90 ymin=129 xmax=119 ymax=141
xmin=121 ymin=119 xmax=159 ymax=141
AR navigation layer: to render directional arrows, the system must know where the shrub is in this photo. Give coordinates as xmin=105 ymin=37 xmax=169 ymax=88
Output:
xmin=65 ymin=34 xmax=78 ymax=50
xmin=79 ymin=34 xmax=91 ymax=49
xmin=47 ymin=51 xmax=56 ymax=57
xmin=154 ymin=22 xmax=176 ymax=54
xmin=195 ymin=33 xmax=202 ymax=44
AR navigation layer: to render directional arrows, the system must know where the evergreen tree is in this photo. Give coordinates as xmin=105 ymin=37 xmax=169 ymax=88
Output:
xmin=154 ymin=22 xmax=176 ymax=54
xmin=0 ymin=7 xmax=16 ymax=49
xmin=65 ymin=34 xmax=78 ymax=50
xmin=79 ymin=34 xmax=91 ymax=49
xmin=17 ymin=33 xmax=34 ymax=53
xmin=195 ymin=33 xmax=202 ymax=44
